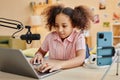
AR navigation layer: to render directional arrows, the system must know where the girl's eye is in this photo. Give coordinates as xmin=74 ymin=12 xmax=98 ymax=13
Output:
xmin=55 ymin=25 xmax=59 ymax=28
xmin=63 ymin=25 xmax=67 ymax=28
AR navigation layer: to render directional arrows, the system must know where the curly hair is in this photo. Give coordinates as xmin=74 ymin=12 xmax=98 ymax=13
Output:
xmin=73 ymin=5 xmax=94 ymax=30
xmin=42 ymin=4 xmax=93 ymax=31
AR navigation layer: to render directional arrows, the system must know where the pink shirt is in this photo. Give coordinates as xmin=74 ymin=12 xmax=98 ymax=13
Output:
xmin=41 ymin=30 xmax=86 ymax=60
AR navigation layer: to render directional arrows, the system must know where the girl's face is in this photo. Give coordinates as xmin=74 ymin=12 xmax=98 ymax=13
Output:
xmin=55 ymin=13 xmax=73 ymax=39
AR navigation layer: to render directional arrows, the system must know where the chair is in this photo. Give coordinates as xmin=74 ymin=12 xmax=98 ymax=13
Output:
xmin=86 ymin=44 xmax=90 ymax=59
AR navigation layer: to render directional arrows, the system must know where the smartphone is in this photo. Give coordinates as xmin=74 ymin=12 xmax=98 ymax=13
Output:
xmin=97 ymin=31 xmax=113 ymax=66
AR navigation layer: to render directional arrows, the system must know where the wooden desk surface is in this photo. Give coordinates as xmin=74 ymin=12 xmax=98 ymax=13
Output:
xmin=0 ymin=63 xmax=120 ymax=80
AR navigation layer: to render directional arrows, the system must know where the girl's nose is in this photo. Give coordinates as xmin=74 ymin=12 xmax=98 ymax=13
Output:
xmin=58 ymin=27 xmax=63 ymax=32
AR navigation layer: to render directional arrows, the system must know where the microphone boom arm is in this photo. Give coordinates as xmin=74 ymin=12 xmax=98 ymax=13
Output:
xmin=0 ymin=18 xmax=40 ymax=44
xmin=0 ymin=18 xmax=24 ymax=38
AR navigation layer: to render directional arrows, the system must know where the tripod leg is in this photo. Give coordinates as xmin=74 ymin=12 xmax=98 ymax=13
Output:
xmin=116 ymin=56 xmax=119 ymax=76
xmin=101 ymin=56 xmax=117 ymax=80
xmin=116 ymin=50 xmax=120 ymax=76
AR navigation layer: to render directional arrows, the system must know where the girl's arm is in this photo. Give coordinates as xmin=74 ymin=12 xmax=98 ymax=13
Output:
xmin=40 ymin=49 xmax=86 ymax=73
xmin=36 ymin=48 xmax=47 ymax=57
xmin=60 ymin=49 xmax=86 ymax=69
xmin=30 ymin=48 xmax=47 ymax=64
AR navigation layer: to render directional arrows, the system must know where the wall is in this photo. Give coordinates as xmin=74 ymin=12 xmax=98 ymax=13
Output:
xmin=0 ymin=0 xmax=40 ymax=48
xmin=33 ymin=0 xmax=118 ymax=47
xmin=0 ymin=0 xmax=119 ymax=48
xmin=0 ymin=0 xmax=32 ymax=35
xmin=59 ymin=0 xmax=117 ymax=47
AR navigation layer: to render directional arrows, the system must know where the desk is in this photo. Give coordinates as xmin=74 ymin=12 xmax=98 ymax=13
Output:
xmin=0 ymin=63 xmax=119 ymax=80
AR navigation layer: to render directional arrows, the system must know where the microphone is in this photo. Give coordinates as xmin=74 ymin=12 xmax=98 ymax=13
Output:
xmin=20 ymin=34 xmax=40 ymax=40
xmin=20 ymin=26 xmax=41 ymax=44
xmin=20 ymin=34 xmax=40 ymax=44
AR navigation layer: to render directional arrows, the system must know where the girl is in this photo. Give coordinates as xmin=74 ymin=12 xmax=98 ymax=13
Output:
xmin=30 ymin=4 xmax=93 ymax=73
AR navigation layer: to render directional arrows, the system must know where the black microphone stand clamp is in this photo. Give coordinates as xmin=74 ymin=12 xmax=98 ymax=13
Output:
xmin=24 ymin=26 xmax=32 ymax=44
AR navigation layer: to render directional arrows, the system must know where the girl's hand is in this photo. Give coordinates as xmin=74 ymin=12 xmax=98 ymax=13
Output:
xmin=30 ymin=53 xmax=44 ymax=64
xmin=37 ymin=62 xmax=62 ymax=73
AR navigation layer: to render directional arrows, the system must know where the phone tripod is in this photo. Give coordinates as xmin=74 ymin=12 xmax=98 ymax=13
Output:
xmin=101 ymin=48 xmax=119 ymax=80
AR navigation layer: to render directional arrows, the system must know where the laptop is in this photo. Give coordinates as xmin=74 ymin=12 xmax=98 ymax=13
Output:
xmin=0 ymin=48 xmax=61 ymax=79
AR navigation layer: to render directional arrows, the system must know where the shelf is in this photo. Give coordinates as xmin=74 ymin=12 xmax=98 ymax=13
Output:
xmin=112 ymin=24 xmax=120 ymax=45
xmin=113 ymin=36 xmax=120 ymax=38
xmin=31 ymin=0 xmax=53 ymax=15
xmin=113 ymin=22 xmax=120 ymax=25
xmin=29 ymin=0 xmax=53 ymax=48
xmin=113 ymin=38 xmax=120 ymax=45
xmin=33 ymin=4 xmax=48 ymax=9
xmin=32 ymin=4 xmax=49 ymax=15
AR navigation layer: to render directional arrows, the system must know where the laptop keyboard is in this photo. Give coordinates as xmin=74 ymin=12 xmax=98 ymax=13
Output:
xmin=32 ymin=63 xmax=61 ymax=78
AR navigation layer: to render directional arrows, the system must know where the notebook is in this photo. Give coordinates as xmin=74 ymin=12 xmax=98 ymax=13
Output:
xmin=0 ymin=48 xmax=61 ymax=79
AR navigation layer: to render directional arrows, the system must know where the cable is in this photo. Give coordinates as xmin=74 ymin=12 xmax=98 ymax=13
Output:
xmin=0 ymin=17 xmax=24 ymax=38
